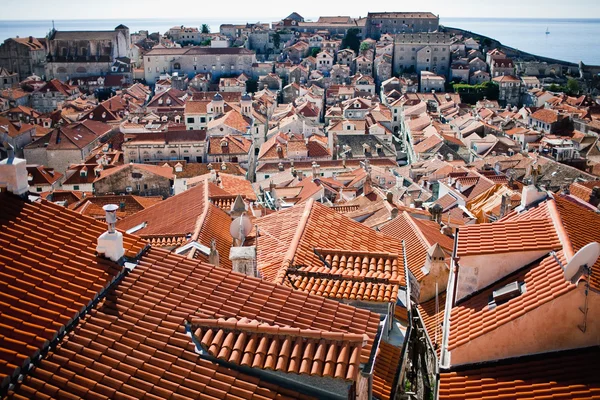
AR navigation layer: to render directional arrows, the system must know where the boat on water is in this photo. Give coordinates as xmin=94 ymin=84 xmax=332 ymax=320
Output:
xmin=546 ymin=27 xmax=550 ymax=35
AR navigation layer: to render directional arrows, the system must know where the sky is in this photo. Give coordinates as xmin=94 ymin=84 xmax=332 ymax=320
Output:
xmin=0 ymin=0 xmax=599 ymax=21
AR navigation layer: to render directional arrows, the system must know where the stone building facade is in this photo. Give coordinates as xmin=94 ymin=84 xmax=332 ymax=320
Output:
xmin=393 ymin=33 xmax=452 ymax=77
xmin=122 ymin=130 xmax=207 ymax=164
xmin=93 ymin=163 xmax=174 ymax=197
xmin=143 ymin=47 xmax=256 ymax=82
xmin=0 ymin=37 xmax=47 ymax=80
xmin=366 ymin=12 xmax=439 ymax=38
xmin=45 ymin=25 xmax=131 ymax=80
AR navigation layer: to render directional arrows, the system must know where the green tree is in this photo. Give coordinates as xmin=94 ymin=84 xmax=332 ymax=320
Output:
xmin=359 ymin=41 xmax=371 ymax=53
xmin=310 ymin=47 xmax=320 ymax=58
xmin=201 ymin=24 xmax=210 ymax=34
xmin=566 ymin=78 xmax=581 ymax=95
xmin=342 ymin=28 xmax=361 ymax=54
xmin=246 ymin=79 xmax=258 ymax=93
xmin=273 ymin=31 xmax=281 ymax=49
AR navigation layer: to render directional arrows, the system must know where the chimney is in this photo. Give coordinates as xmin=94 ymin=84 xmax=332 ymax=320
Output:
xmin=96 ymin=204 xmax=124 ymax=262
xmin=0 ymin=145 xmax=29 ymax=196
xmin=520 ymin=184 xmax=547 ymax=209
xmin=386 ymin=191 xmax=394 ymax=204
xmin=208 ymin=239 xmax=220 ymax=268
xmin=230 ymin=194 xmax=246 ymax=218
xmin=229 ymin=246 xmax=257 ymax=277
xmin=499 ymin=193 xmax=510 ymax=218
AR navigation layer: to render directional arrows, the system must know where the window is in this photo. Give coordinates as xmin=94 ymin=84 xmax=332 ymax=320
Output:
xmin=74 ymin=185 xmax=79 ymax=190
xmin=174 ymin=63 xmax=181 ymax=70
xmin=187 ymin=117 xmax=194 ymax=123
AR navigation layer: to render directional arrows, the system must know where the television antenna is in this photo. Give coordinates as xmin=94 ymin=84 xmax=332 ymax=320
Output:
xmin=563 ymin=242 xmax=600 ymax=282
xmin=230 ymin=213 xmax=252 ymax=246
xmin=562 ymin=242 xmax=600 ymax=333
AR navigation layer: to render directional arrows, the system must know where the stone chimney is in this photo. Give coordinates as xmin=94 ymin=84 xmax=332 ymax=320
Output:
xmin=208 ymin=239 xmax=219 ymax=268
xmin=230 ymin=246 xmax=257 ymax=277
xmin=419 ymin=243 xmax=449 ymax=303
xmin=0 ymin=145 xmax=29 ymax=196
xmin=230 ymin=194 xmax=246 ymax=218
xmin=96 ymin=204 xmax=124 ymax=262
xmin=499 ymin=193 xmax=510 ymax=218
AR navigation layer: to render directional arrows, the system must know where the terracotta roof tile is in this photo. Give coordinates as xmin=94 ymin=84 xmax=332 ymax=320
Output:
xmin=380 ymin=212 xmax=453 ymax=279
xmin=117 ymin=180 xmax=233 ymax=268
xmin=190 ymin=316 xmax=366 ymax=381
xmin=286 ymin=249 xmax=402 ymax=303
xmin=371 ymin=341 xmax=402 ymax=400
xmin=254 ymin=200 xmax=416 ymax=287
xmin=417 ymin=291 xmax=445 ymax=355
xmin=439 ymin=346 xmax=600 ymax=400
xmin=0 ymin=193 xmax=146 ymax=384
xmin=448 ymin=251 xmax=573 ymax=351
xmin=456 ymin=219 xmax=562 ymax=257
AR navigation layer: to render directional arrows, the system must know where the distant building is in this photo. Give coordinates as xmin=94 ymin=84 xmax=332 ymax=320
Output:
xmin=493 ymin=75 xmax=521 ymax=107
xmin=143 ymin=47 xmax=256 ymax=82
xmin=366 ymin=12 xmax=439 ymax=38
xmin=393 ymin=33 xmax=452 ymax=76
xmin=420 ymin=71 xmax=446 ymax=92
xmin=0 ymin=36 xmax=46 ymax=80
xmin=0 ymin=67 xmax=19 ymax=89
xmin=45 ymin=25 xmax=131 ymax=80
xmin=30 ymin=79 xmax=80 ymax=113
xmin=123 ymin=130 xmax=207 ymax=163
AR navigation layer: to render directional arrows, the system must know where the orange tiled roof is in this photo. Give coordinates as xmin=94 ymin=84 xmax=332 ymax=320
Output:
xmin=448 ymin=251 xmax=572 ymax=351
xmin=569 ymin=181 xmax=599 ymax=204
xmin=439 ymin=346 xmax=600 ymax=400
xmin=254 ymin=200 xmax=415 ymax=295
xmin=0 ymin=193 xmax=146 ymax=384
xmin=190 ymin=316 xmax=366 ymax=381
xmin=417 ymin=291 xmax=446 ymax=355
xmin=5 ymin=246 xmax=379 ymax=399
xmin=379 ymin=212 xmax=453 ymax=278
xmin=208 ymin=135 xmax=252 ymax=155
xmin=372 ymin=341 xmax=402 ymax=400
xmin=286 ymin=249 xmax=401 ymax=303
xmin=456 ymin=218 xmax=562 ymax=257
xmin=117 ymin=180 xmax=234 ymax=267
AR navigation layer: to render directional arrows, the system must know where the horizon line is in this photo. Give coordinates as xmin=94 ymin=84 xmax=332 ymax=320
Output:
xmin=1 ymin=16 xmax=600 ymax=22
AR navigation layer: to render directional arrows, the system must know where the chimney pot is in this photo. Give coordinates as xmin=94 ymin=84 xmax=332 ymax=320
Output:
xmin=96 ymin=204 xmax=124 ymax=262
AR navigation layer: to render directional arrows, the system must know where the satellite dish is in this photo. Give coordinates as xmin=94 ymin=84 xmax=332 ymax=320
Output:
xmin=230 ymin=214 xmax=252 ymax=242
xmin=563 ymin=242 xmax=600 ymax=281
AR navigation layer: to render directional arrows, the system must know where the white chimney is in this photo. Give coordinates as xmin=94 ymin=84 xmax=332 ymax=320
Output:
xmin=96 ymin=204 xmax=124 ymax=262
xmin=520 ymin=185 xmax=547 ymax=209
xmin=0 ymin=147 xmax=29 ymax=195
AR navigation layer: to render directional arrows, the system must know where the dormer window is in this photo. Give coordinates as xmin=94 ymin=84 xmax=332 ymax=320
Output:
xmin=158 ymin=99 xmax=163 ymax=105
xmin=166 ymin=98 xmax=171 ymax=105
xmin=489 ymin=281 xmax=525 ymax=309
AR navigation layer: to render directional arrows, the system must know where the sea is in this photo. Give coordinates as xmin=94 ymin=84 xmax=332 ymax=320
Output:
xmin=0 ymin=17 xmax=599 ymax=65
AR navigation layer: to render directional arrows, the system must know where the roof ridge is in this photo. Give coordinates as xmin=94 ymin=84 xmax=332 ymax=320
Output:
xmin=546 ymin=197 xmax=575 ymax=260
xmin=275 ymin=198 xmax=315 ymax=285
xmin=188 ymin=179 xmax=211 ymax=259
xmin=403 ymin=211 xmax=432 ymax=248
xmin=190 ymin=317 xmax=368 ymax=343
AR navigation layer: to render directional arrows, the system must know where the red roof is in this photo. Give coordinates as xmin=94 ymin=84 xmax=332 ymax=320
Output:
xmin=456 ymin=219 xmax=562 ymax=257
xmin=439 ymin=346 xmax=600 ymax=400
xmin=1 ymin=191 xmax=384 ymax=399
xmin=0 ymin=193 xmax=146 ymax=384
xmin=253 ymin=200 xmax=419 ymax=309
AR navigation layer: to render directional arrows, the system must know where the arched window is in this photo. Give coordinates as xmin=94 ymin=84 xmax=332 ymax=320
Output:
xmin=76 ymin=67 xmax=87 ymax=73
xmin=57 ymin=67 xmax=67 ymax=73
xmin=173 ymin=63 xmax=181 ymax=70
